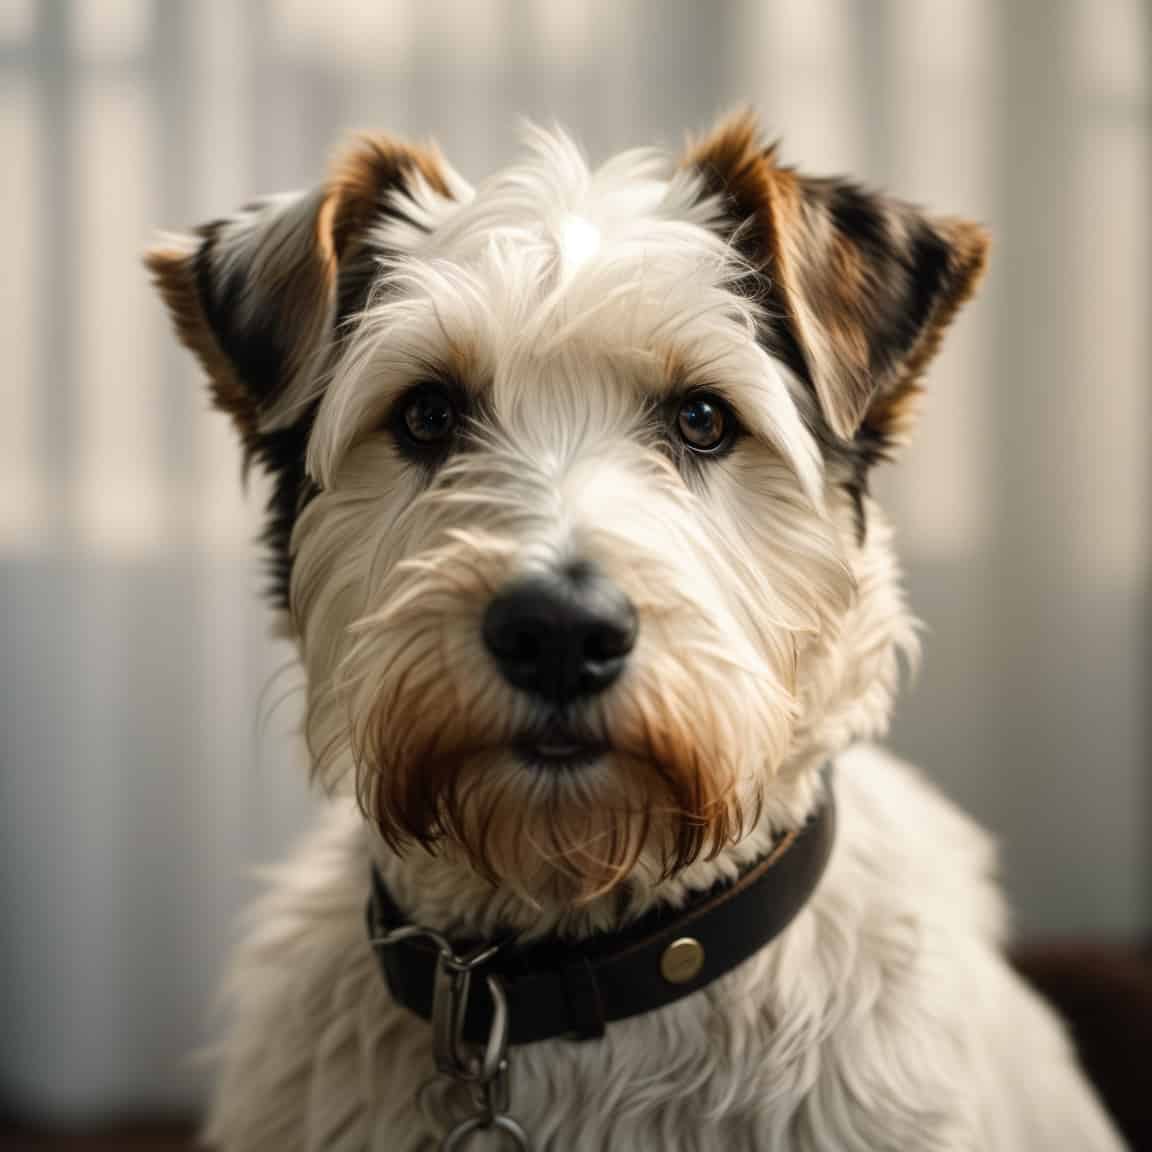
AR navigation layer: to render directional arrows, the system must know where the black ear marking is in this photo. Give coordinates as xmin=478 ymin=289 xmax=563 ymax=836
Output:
xmin=192 ymin=217 xmax=289 ymax=409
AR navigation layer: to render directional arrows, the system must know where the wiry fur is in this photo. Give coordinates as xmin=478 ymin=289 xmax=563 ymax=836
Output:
xmin=148 ymin=116 xmax=1124 ymax=1150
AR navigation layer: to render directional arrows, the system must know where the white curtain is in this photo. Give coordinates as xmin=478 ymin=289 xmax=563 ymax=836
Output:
xmin=0 ymin=0 xmax=1147 ymax=1119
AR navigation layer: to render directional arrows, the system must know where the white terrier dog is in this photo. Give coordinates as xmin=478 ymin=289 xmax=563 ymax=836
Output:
xmin=148 ymin=113 xmax=1124 ymax=1151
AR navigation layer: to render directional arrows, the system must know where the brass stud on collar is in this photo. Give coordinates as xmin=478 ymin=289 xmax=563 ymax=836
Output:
xmin=660 ymin=936 xmax=705 ymax=984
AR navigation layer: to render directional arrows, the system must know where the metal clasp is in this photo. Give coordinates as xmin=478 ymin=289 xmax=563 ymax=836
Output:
xmin=432 ymin=939 xmax=507 ymax=1081
xmin=373 ymin=926 xmax=531 ymax=1151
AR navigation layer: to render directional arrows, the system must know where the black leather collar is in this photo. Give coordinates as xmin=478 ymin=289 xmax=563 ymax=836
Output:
xmin=367 ymin=781 xmax=835 ymax=1046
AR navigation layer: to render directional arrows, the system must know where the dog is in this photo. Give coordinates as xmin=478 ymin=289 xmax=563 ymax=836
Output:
xmin=148 ymin=112 xmax=1125 ymax=1151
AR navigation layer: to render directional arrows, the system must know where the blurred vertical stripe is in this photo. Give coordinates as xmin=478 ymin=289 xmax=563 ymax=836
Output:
xmin=0 ymin=74 xmax=40 ymax=545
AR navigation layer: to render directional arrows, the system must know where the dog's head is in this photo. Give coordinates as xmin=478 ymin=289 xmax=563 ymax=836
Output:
xmin=149 ymin=113 xmax=986 ymax=905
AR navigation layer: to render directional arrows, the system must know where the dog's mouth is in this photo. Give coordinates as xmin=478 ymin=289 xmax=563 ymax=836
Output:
xmin=515 ymin=718 xmax=608 ymax=770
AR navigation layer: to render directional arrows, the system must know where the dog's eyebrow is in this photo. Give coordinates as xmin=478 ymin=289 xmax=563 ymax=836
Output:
xmin=639 ymin=342 xmax=789 ymax=417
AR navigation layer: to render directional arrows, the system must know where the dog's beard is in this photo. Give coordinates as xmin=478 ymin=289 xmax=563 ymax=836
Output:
xmin=363 ymin=745 xmax=730 ymax=906
xmin=312 ymin=570 xmax=793 ymax=905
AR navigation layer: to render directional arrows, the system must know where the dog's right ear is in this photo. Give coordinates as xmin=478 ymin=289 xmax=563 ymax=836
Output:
xmin=145 ymin=137 xmax=454 ymax=453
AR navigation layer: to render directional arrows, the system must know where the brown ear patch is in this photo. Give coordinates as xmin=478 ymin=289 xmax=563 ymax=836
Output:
xmin=326 ymin=134 xmax=453 ymax=328
xmin=329 ymin=134 xmax=451 ymax=258
xmin=685 ymin=111 xmax=781 ymax=262
xmin=145 ymin=240 xmax=259 ymax=446
xmin=685 ymin=110 xmax=989 ymax=446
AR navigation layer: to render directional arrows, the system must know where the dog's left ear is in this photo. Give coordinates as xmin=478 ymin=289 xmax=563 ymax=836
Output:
xmin=146 ymin=136 xmax=455 ymax=609
xmin=685 ymin=112 xmax=989 ymax=446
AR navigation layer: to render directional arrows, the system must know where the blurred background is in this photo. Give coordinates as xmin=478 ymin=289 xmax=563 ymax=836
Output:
xmin=0 ymin=0 xmax=1147 ymax=1139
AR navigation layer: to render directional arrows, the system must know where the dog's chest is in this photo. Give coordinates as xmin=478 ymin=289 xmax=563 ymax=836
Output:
xmin=350 ymin=899 xmax=974 ymax=1147
xmin=356 ymin=947 xmax=973 ymax=1152
xmin=209 ymin=753 xmax=1003 ymax=1151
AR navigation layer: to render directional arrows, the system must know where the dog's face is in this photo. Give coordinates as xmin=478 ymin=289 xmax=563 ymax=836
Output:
xmin=149 ymin=115 xmax=986 ymax=904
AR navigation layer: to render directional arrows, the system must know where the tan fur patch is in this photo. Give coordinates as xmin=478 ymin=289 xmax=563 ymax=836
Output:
xmin=328 ymin=134 xmax=451 ymax=259
xmin=766 ymin=167 xmax=878 ymax=438
xmin=684 ymin=109 xmax=781 ymax=266
xmin=144 ymin=243 xmax=259 ymax=445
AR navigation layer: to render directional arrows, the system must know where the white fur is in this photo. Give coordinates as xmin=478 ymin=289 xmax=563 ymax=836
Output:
xmin=201 ymin=130 xmax=1125 ymax=1150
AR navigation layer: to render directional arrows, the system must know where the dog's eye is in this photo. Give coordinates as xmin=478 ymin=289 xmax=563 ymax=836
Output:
xmin=393 ymin=382 xmax=460 ymax=451
xmin=676 ymin=393 xmax=733 ymax=453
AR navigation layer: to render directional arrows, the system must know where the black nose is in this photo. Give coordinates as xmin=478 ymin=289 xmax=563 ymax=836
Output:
xmin=483 ymin=565 xmax=638 ymax=702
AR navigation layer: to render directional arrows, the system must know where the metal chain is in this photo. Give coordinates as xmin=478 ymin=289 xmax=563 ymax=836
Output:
xmin=372 ymin=926 xmax=532 ymax=1151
